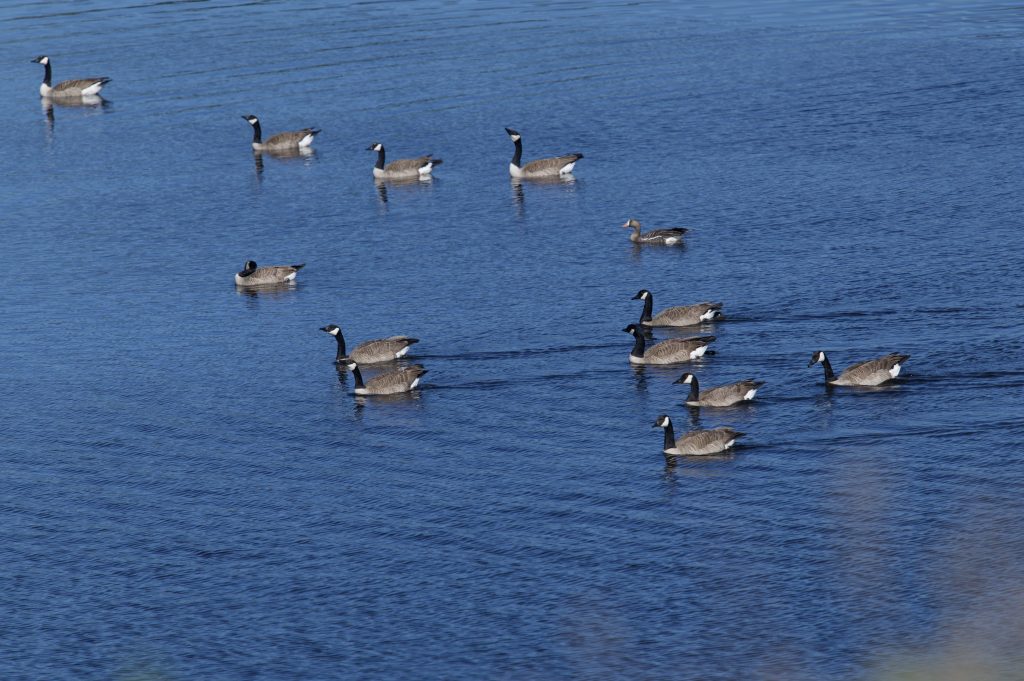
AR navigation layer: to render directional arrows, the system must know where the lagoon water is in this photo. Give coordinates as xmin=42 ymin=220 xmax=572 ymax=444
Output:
xmin=3 ymin=1 xmax=1024 ymax=679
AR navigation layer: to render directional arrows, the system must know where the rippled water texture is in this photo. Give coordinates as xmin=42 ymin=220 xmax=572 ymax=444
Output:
xmin=3 ymin=1 xmax=1024 ymax=679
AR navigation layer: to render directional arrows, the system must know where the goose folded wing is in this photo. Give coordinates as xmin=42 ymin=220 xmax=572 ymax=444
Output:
xmin=53 ymin=77 xmax=109 ymax=92
xmin=521 ymin=154 xmax=582 ymax=174
xmin=384 ymin=156 xmax=433 ymax=172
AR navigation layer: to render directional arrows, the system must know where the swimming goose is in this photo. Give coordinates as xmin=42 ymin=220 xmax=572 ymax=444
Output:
xmin=320 ymin=324 xmax=419 ymax=364
xmin=234 ymin=260 xmax=304 ymax=286
xmin=243 ymin=115 xmax=319 ymax=151
xmin=623 ymin=219 xmax=687 ymax=245
xmin=808 ymin=351 xmax=910 ymax=386
xmin=344 ymin=360 xmax=427 ymax=395
xmin=652 ymin=415 xmax=745 ymax=456
xmin=367 ymin=143 xmax=441 ymax=179
xmin=32 ymin=56 xmax=110 ymax=98
xmin=505 ymin=127 xmax=582 ymax=178
xmin=633 ymin=290 xmax=723 ymax=327
xmin=623 ymin=324 xmax=715 ymax=365
xmin=674 ymin=373 xmax=764 ymax=407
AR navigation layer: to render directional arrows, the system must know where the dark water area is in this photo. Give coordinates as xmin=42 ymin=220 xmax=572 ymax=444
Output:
xmin=2 ymin=1 xmax=1024 ymax=679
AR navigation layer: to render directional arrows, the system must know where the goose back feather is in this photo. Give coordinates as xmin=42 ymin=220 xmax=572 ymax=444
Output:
xmin=52 ymin=77 xmax=111 ymax=97
xmin=519 ymin=154 xmax=583 ymax=177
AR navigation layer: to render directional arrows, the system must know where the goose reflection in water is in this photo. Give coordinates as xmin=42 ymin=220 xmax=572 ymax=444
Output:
xmin=352 ymin=388 xmax=424 ymax=415
xmin=374 ymin=174 xmax=434 ymax=206
xmin=235 ymin=282 xmax=299 ymax=305
xmin=42 ymin=95 xmax=109 ymax=133
xmin=510 ymin=174 xmax=578 ymax=214
xmin=253 ymin=146 xmax=316 ymax=177
xmin=663 ymin=449 xmax=738 ymax=481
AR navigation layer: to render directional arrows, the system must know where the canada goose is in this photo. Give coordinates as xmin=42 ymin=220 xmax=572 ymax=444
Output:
xmin=32 ymin=56 xmax=110 ymax=98
xmin=808 ymin=351 xmax=910 ymax=386
xmin=242 ymin=115 xmax=319 ymax=151
xmin=674 ymin=373 xmax=764 ymax=407
xmin=367 ymin=143 xmax=441 ymax=179
xmin=652 ymin=415 xmax=745 ymax=456
xmin=234 ymin=260 xmax=304 ymax=286
xmin=344 ymin=360 xmax=427 ymax=395
xmin=622 ymin=219 xmax=687 ymax=245
xmin=319 ymin=324 xmax=419 ymax=364
xmin=623 ymin=324 xmax=715 ymax=365
xmin=505 ymin=127 xmax=582 ymax=178
xmin=632 ymin=290 xmax=723 ymax=327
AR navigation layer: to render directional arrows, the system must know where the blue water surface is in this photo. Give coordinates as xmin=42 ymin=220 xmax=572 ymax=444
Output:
xmin=2 ymin=1 xmax=1023 ymax=679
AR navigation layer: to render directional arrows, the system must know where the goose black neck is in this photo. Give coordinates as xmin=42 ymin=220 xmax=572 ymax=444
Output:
xmin=375 ymin=148 xmax=386 ymax=170
xmin=251 ymin=121 xmax=262 ymax=144
xmin=821 ymin=355 xmax=836 ymax=382
xmin=686 ymin=377 xmax=699 ymax=403
xmin=333 ymin=333 xmax=347 ymax=360
xmin=630 ymin=332 xmax=646 ymax=358
xmin=640 ymin=296 xmax=653 ymax=323
xmin=42 ymin=62 xmax=51 ymax=86
xmin=663 ymin=421 xmax=676 ymax=451
xmin=350 ymin=365 xmax=365 ymax=389
xmin=511 ymin=138 xmax=522 ymax=167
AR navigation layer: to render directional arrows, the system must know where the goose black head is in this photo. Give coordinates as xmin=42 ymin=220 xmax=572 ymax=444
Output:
xmin=242 ymin=115 xmax=259 ymax=125
xmin=343 ymin=359 xmax=358 ymax=370
xmin=673 ymin=373 xmax=695 ymax=385
xmin=504 ymin=127 xmax=521 ymax=141
xmin=623 ymin=323 xmax=643 ymax=335
xmin=808 ymin=351 xmax=826 ymax=367
xmin=622 ymin=218 xmax=641 ymax=229
xmin=367 ymin=142 xmax=383 ymax=151
xmin=631 ymin=289 xmax=650 ymax=300
xmin=32 ymin=55 xmax=49 ymax=65
xmin=320 ymin=324 xmax=341 ymax=336
xmin=652 ymin=414 xmax=671 ymax=429
xmin=241 ymin=260 xmax=257 ymax=273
